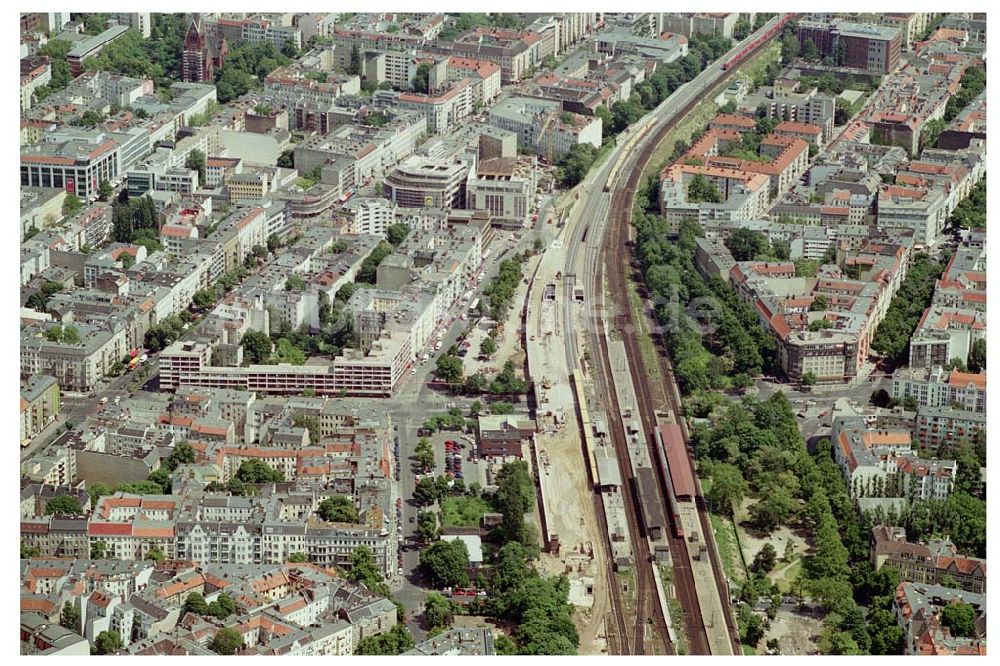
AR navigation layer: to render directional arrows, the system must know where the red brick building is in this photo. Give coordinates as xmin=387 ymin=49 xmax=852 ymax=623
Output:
xmin=181 ymin=16 xmax=227 ymax=83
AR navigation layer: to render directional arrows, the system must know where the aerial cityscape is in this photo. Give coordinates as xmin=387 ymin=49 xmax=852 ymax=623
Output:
xmin=19 ymin=9 xmax=987 ymax=657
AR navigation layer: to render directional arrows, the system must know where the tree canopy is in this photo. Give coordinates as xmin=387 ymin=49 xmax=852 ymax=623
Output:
xmin=316 ymin=495 xmax=359 ymax=523
xmin=419 ymin=539 xmax=470 ymax=588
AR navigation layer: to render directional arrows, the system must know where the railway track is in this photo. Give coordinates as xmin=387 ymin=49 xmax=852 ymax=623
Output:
xmin=566 ymin=372 xmax=630 ymax=655
xmin=587 ymin=255 xmax=672 ymax=655
xmin=593 ymin=17 xmax=790 ymax=654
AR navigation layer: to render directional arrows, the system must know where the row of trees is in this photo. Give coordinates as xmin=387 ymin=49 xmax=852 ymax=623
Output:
xmin=944 ymin=67 xmax=986 ymax=122
xmin=947 ymin=177 xmax=986 ymax=230
xmin=632 ymin=214 xmax=777 ymax=396
xmin=111 ymin=195 xmax=160 ymax=252
xmin=356 ymin=240 xmax=394 ymax=284
xmin=482 ymin=253 xmax=527 ymax=320
xmin=870 ymin=253 xmax=946 ymax=363
xmin=696 ymin=392 xmax=905 ymax=653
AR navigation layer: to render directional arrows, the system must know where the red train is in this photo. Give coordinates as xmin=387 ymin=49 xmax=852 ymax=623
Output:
xmin=653 ymin=423 xmax=695 ymax=539
xmin=722 ymin=14 xmax=797 ymax=71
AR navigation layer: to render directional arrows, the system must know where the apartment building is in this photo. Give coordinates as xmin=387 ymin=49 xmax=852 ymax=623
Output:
xmin=214 ymin=17 xmax=302 ymax=51
xmin=894 ymin=582 xmax=986 ymax=655
xmin=914 ymin=406 xmax=985 ymax=452
xmin=891 ymin=365 xmax=986 ymax=413
xmin=774 ymin=120 xmax=825 ymax=146
xmin=391 ymin=79 xmax=475 ymax=134
xmin=20 ymin=374 xmax=60 ymax=447
xmin=159 ymin=337 xmax=410 ymax=398
xmin=907 ymin=306 xmax=986 ymax=370
xmin=20 ymin=56 xmax=51 ymax=113
xmin=489 ymin=97 xmax=601 ymax=160
xmin=340 ymin=198 xmax=398 ymax=236
xmin=444 ymin=57 xmax=502 ymax=105
xmin=452 ymin=28 xmax=544 ymax=84
xmin=741 ymin=85 xmax=836 ymax=141
xmin=21 ymin=323 xmax=126 ymax=393
xmin=831 ymin=417 xmax=955 ymax=501
xmin=872 ymin=526 xmax=986 ymax=594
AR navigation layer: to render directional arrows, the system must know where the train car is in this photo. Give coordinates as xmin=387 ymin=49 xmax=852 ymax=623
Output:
xmin=653 ymin=425 xmax=683 ymax=538
xmin=722 ymin=14 xmax=796 ymax=70
xmin=654 ymin=423 xmax=698 ymax=539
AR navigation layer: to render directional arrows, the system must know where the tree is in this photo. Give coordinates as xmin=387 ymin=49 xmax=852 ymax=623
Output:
xmin=145 ymin=546 xmax=166 ymax=564
xmin=417 ymin=510 xmax=439 ymax=541
xmin=90 ymin=541 xmax=107 ymax=559
xmin=182 ymin=591 xmax=209 ymax=616
xmin=810 ymin=294 xmax=828 ymax=312
xmin=480 ymin=337 xmax=498 ymax=358
xmin=60 ymin=602 xmax=81 ymax=633
xmin=355 ymin=624 xmax=415 ymax=655
xmin=234 ymin=459 xmax=284 ymax=484
xmin=737 ymin=604 xmax=766 ymax=648
xmin=801 ymin=371 xmax=816 ymax=386
xmin=419 ymin=539 xmax=470 ymax=588
xmin=556 ymin=143 xmax=598 ymax=187
xmin=423 ymin=592 xmax=458 ymax=629
xmin=240 ymin=329 xmax=272 ymax=364
xmin=21 ymin=541 xmax=40 ymax=559
xmin=98 ymin=180 xmax=114 ymax=201
xmin=780 ymin=30 xmax=800 ymax=63
xmin=205 ymin=594 xmax=236 ymax=620
xmin=94 ymin=630 xmax=123 ymax=654
xmin=73 ymin=109 xmax=106 ymax=127
xmin=44 ymin=495 xmax=83 ymax=515
xmin=688 ymin=173 xmax=723 ymax=203
xmin=749 ymin=486 xmax=797 ymax=534
xmin=436 ymin=354 xmax=464 ymax=385
xmin=209 ymin=628 xmax=243 ymax=655
xmin=494 ymin=461 xmax=536 ymax=544
xmin=277 ymin=148 xmax=295 ymax=169
xmin=346 ymin=545 xmax=390 ymax=597
xmin=750 ymin=543 xmax=778 ymax=573
xmin=706 ymin=463 xmax=747 ymax=516
xmin=967 ymin=338 xmax=986 ymax=373
xmin=386 ymin=223 xmax=410 ymax=246
xmin=490 ymin=401 xmax=514 ymax=415
xmin=413 ymin=63 xmax=431 ymax=93
xmin=941 ymin=602 xmax=976 ymax=637
xmin=819 ymin=628 xmax=861 ymax=655
xmin=288 ymin=551 xmax=309 ymax=563
xmin=414 ymin=476 xmax=445 ymax=505
xmin=870 ymin=389 xmax=892 ymax=408
xmin=415 ymin=438 xmax=435 ymax=474
xmin=801 ymin=38 xmax=819 ymax=61
xmin=185 ymin=149 xmax=207 ymax=185
xmin=316 ymin=495 xmax=359 ymax=523
xmin=192 ymin=286 xmax=217 ymax=309
xmin=724 ymin=229 xmax=769 ymax=262
xmin=61 ymin=193 xmax=84 ymax=217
